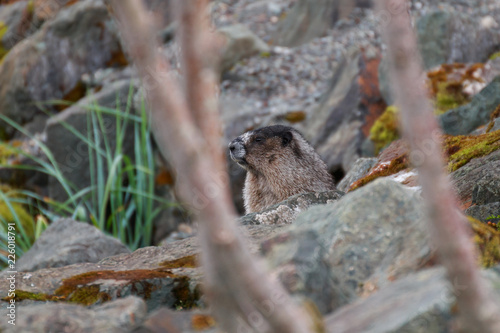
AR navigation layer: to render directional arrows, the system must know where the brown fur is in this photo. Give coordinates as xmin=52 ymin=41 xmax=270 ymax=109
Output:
xmin=229 ymin=125 xmax=335 ymax=214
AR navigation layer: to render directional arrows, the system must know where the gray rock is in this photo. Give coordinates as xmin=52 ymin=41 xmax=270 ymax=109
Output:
xmin=466 ymin=202 xmax=500 ymax=223
xmin=218 ymin=24 xmax=270 ymax=72
xmin=439 ymin=76 xmax=500 ymax=135
xmin=262 ymin=178 xmax=431 ymax=314
xmin=17 ymin=218 xmax=130 ymax=272
xmin=417 ymin=10 xmax=500 ymax=69
xmin=134 ymin=308 xmax=216 ymax=333
xmin=471 ymin=163 xmax=500 ymax=205
xmin=452 ymin=150 xmax=500 ymax=207
xmin=273 ymin=0 xmax=337 ymax=47
xmin=303 ymin=46 xmax=386 ymax=175
xmin=326 ymin=265 xmax=500 ymax=333
xmin=0 ymin=0 xmax=124 ymax=138
xmin=490 ymin=118 xmax=500 ymax=132
xmin=1 ymin=296 xmax=146 ymax=333
xmin=377 ymin=56 xmax=394 ymax=105
xmin=0 ymin=224 xmax=286 ymax=312
xmin=0 ymin=1 xmax=38 ymax=55
xmin=45 ymin=79 xmax=138 ymax=202
xmin=240 ymin=190 xmax=344 ymax=225
xmin=337 ymin=157 xmax=377 ymax=192
xmin=325 ymin=267 xmax=451 ymax=333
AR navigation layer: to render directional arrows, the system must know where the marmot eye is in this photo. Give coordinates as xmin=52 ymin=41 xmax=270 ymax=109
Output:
xmin=254 ymin=137 xmax=264 ymax=143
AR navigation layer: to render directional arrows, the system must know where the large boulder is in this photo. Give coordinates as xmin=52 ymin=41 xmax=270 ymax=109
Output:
xmin=17 ymin=218 xmax=130 ymax=272
xmin=218 ymin=24 xmax=270 ymax=72
xmin=0 ymin=0 xmax=126 ymax=138
xmin=45 ymin=79 xmax=138 ymax=202
xmin=262 ymin=178 xmax=431 ymax=314
xmin=417 ymin=9 xmax=500 ymax=70
xmin=1 ymin=296 xmax=146 ymax=333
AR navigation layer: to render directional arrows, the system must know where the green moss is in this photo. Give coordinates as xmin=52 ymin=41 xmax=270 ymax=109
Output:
xmin=468 ymin=216 xmax=500 ymax=268
xmin=2 ymin=290 xmax=63 ymax=302
xmin=0 ymin=21 xmax=8 ymax=60
xmin=260 ymin=51 xmax=271 ymax=58
xmin=369 ymin=106 xmax=400 ymax=155
xmin=53 ymin=268 xmax=200 ymax=308
xmin=445 ymin=130 xmax=500 ymax=172
xmin=486 ymin=104 xmax=500 ymax=133
xmin=489 ymin=52 xmax=500 ymax=60
xmin=435 ymin=81 xmax=469 ymax=115
xmin=26 ymin=0 xmax=35 ymax=15
xmin=66 ymin=285 xmax=110 ymax=306
xmin=160 ymin=255 xmax=198 ymax=269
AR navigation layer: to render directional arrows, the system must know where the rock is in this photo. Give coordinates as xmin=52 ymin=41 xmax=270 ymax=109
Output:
xmin=303 ymin=46 xmax=386 ymax=175
xmin=325 ymin=268 xmax=451 ymax=333
xmin=133 ymin=308 xmax=216 ymax=333
xmin=326 ymin=265 xmax=500 ymax=333
xmin=471 ymin=164 xmax=500 ymax=205
xmin=17 ymin=218 xmax=130 ymax=272
xmin=0 ymin=1 xmax=37 ymax=58
xmin=262 ymin=178 xmax=431 ymax=314
xmin=466 ymin=202 xmax=500 ymax=223
xmin=218 ymin=24 xmax=270 ymax=72
xmin=0 ymin=0 xmax=125 ymax=138
xmin=439 ymin=76 xmax=500 ymax=135
xmin=45 ymin=79 xmax=138 ymax=202
xmin=273 ymin=0 xmax=337 ymax=47
xmin=337 ymin=157 xmax=377 ymax=192
xmin=1 ymin=296 xmax=147 ymax=333
xmin=451 ymin=149 xmax=500 ymax=209
xmin=417 ymin=10 xmax=500 ymax=69
xmin=239 ymin=190 xmax=344 ymax=225
xmin=0 ymin=224 xmax=287 ymax=312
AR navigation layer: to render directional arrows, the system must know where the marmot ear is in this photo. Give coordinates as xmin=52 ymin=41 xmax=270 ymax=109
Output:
xmin=282 ymin=131 xmax=293 ymax=146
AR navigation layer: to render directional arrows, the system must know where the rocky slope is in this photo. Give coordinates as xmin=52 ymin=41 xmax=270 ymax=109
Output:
xmin=0 ymin=0 xmax=500 ymax=332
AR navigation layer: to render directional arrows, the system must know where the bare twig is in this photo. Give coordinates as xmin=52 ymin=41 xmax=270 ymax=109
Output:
xmin=109 ymin=1 xmax=318 ymax=332
xmin=378 ymin=0 xmax=500 ymax=331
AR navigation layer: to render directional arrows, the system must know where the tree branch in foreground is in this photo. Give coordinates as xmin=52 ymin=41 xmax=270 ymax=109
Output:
xmin=378 ymin=0 xmax=500 ymax=331
xmin=109 ymin=1 xmax=319 ymax=332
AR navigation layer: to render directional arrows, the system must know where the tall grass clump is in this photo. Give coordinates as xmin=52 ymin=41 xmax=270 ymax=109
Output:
xmin=0 ymin=85 xmax=169 ymax=266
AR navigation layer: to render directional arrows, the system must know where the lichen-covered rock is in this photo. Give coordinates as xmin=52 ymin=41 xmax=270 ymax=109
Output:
xmin=336 ymin=157 xmax=377 ymax=192
xmin=0 ymin=296 xmax=146 ymax=333
xmin=17 ymin=218 xmax=130 ymax=272
xmin=0 ymin=0 xmax=126 ymax=138
xmin=239 ymin=190 xmax=344 ymax=225
xmin=439 ymin=76 xmax=500 ymax=135
xmin=45 ymin=79 xmax=138 ymax=202
xmin=136 ymin=308 xmax=216 ymax=333
xmin=262 ymin=178 xmax=431 ymax=314
xmin=218 ymin=24 xmax=270 ymax=72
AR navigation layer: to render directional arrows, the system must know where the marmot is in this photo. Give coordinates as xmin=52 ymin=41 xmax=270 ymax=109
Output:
xmin=229 ymin=125 xmax=335 ymax=214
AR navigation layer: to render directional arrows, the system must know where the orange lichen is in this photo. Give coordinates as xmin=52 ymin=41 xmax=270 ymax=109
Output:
xmin=160 ymin=255 xmax=198 ymax=269
xmin=192 ymin=314 xmax=216 ymax=331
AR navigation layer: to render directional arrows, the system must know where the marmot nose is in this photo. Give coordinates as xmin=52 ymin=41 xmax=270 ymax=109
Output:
xmin=229 ymin=140 xmax=245 ymax=159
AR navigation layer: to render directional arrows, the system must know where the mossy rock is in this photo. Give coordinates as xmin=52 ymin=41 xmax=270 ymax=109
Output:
xmin=0 ymin=20 xmax=8 ymax=60
xmin=468 ymin=216 xmax=500 ymax=268
xmin=445 ymin=129 xmax=500 ymax=172
xmin=352 ymin=129 xmax=500 ymax=191
xmin=369 ymin=105 xmax=400 ymax=155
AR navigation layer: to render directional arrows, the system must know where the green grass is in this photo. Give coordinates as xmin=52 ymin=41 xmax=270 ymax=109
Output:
xmin=0 ymin=85 xmax=172 ymax=267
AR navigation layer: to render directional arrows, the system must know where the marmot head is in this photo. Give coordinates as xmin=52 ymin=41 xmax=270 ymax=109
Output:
xmin=229 ymin=125 xmax=335 ymax=213
xmin=229 ymin=125 xmax=311 ymax=174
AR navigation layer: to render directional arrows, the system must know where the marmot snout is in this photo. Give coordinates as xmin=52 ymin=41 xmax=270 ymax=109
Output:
xmin=229 ymin=125 xmax=335 ymax=214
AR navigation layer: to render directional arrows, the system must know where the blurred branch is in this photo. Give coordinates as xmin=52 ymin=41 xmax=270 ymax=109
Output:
xmin=378 ymin=0 xmax=500 ymax=331
xmin=109 ymin=0 xmax=318 ymax=332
